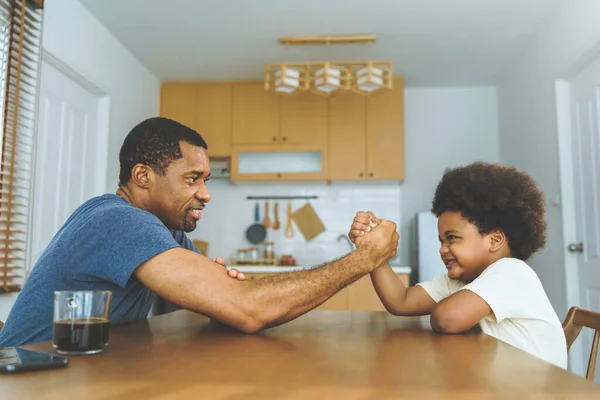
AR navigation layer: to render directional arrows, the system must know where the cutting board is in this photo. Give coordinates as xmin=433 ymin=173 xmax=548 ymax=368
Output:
xmin=292 ymin=203 xmax=325 ymax=241
xmin=192 ymin=240 xmax=209 ymax=255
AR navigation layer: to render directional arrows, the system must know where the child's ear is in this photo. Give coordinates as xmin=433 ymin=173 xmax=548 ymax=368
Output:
xmin=488 ymin=229 xmax=507 ymax=252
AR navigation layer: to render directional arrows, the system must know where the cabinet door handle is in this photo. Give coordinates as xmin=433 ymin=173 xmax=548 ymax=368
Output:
xmin=282 ymin=136 xmax=287 ymax=142
xmin=359 ymin=172 xmax=364 ymax=177
xmin=277 ymin=173 xmax=282 ymax=178
xmin=369 ymin=173 xmax=374 ymax=178
xmin=272 ymin=137 xmax=277 ymax=142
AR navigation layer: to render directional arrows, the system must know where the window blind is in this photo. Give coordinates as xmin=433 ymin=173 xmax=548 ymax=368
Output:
xmin=0 ymin=0 xmax=43 ymax=293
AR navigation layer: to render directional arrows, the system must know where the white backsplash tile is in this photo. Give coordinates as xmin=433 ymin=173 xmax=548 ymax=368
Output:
xmin=191 ymin=180 xmax=401 ymax=267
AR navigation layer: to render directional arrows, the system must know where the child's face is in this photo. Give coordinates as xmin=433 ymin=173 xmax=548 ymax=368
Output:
xmin=437 ymin=211 xmax=494 ymax=282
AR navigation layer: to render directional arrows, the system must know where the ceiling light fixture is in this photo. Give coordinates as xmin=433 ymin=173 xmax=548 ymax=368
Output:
xmin=311 ymin=63 xmax=344 ymax=96
xmin=279 ymin=34 xmax=376 ymax=46
xmin=265 ymin=61 xmax=392 ymax=97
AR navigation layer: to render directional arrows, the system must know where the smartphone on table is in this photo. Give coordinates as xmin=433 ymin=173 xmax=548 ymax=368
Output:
xmin=0 ymin=347 xmax=68 ymax=373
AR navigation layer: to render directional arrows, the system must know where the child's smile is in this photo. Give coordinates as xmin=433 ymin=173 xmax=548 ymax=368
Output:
xmin=437 ymin=211 xmax=497 ymax=282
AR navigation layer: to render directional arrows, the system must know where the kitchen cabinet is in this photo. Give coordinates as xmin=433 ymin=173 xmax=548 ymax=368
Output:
xmin=161 ymin=78 xmax=404 ymax=182
xmin=328 ymin=77 xmax=404 ymax=181
xmin=231 ymin=83 xmax=280 ymax=145
xmin=230 ymin=87 xmax=329 ymax=180
xmin=160 ymin=83 xmax=197 ymax=131
xmin=231 ymin=84 xmax=329 ymax=147
xmin=196 ymin=83 xmax=232 ymax=158
xmin=160 ymin=83 xmax=233 ymax=158
xmin=329 ymin=92 xmax=367 ymax=180
xmin=366 ymin=77 xmax=405 ymax=180
xmin=230 ymin=144 xmax=328 ymax=181
xmin=243 ymin=272 xmax=410 ymax=311
xmin=280 ymin=95 xmax=328 ymax=146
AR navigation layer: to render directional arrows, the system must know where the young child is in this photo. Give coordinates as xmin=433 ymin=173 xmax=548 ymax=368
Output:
xmin=349 ymin=162 xmax=567 ymax=369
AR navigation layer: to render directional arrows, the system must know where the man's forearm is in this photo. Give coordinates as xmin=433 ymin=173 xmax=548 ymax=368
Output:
xmin=241 ymin=247 xmax=376 ymax=330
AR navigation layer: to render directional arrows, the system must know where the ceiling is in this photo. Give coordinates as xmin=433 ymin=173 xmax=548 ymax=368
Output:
xmin=79 ymin=0 xmax=563 ymax=86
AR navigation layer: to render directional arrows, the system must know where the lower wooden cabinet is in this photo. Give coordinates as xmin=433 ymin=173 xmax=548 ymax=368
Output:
xmin=243 ymin=272 xmax=409 ymax=311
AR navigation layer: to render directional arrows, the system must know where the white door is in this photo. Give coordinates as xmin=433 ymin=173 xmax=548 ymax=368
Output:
xmin=568 ymin=56 xmax=600 ymax=380
xmin=30 ymin=60 xmax=108 ymax=265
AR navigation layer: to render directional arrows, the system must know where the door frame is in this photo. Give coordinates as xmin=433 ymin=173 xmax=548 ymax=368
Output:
xmin=555 ymin=79 xmax=584 ymax=376
xmin=26 ymin=50 xmax=111 ymax=270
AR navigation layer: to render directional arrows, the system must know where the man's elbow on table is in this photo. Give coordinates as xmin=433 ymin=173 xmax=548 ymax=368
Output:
xmin=224 ymin=290 xmax=281 ymax=334
xmin=234 ymin=317 xmax=265 ymax=334
xmin=210 ymin=298 xmax=270 ymax=335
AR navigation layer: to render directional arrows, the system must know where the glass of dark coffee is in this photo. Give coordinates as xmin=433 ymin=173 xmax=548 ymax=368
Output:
xmin=52 ymin=290 xmax=112 ymax=355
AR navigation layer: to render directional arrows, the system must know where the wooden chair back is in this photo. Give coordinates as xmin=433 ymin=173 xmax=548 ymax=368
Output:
xmin=563 ymin=306 xmax=600 ymax=381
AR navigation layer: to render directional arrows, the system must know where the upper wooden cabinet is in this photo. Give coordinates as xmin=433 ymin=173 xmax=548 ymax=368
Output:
xmin=196 ymin=84 xmax=232 ymax=158
xmin=231 ymin=84 xmax=328 ymax=147
xmin=232 ymin=83 xmax=280 ymax=145
xmin=160 ymin=83 xmax=233 ymax=158
xmin=366 ymin=78 xmax=405 ymax=180
xmin=161 ymin=79 xmax=404 ymax=181
xmin=280 ymin=95 xmax=328 ymax=146
xmin=160 ymin=83 xmax=197 ymax=131
xmin=328 ymin=78 xmax=404 ymax=181
xmin=329 ymin=92 xmax=367 ymax=180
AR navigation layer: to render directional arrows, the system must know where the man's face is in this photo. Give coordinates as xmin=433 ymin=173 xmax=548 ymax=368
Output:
xmin=147 ymin=141 xmax=211 ymax=232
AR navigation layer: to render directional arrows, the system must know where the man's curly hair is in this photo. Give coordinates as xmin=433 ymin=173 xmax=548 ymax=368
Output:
xmin=119 ymin=117 xmax=207 ymax=186
xmin=431 ymin=162 xmax=546 ymax=261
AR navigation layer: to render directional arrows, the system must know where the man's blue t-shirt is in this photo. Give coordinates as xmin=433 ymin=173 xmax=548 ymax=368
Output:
xmin=0 ymin=194 xmax=198 ymax=347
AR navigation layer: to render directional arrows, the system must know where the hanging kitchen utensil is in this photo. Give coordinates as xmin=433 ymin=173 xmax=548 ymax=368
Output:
xmin=246 ymin=203 xmax=267 ymax=244
xmin=292 ymin=200 xmax=325 ymax=242
xmin=284 ymin=202 xmax=294 ymax=238
xmin=272 ymin=202 xmax=280 ymax=230
xmin=263 ymin=201 xmax=271 ymax=228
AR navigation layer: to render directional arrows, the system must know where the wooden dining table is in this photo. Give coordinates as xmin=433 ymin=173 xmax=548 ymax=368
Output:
xmin=2 ymin=310 xmax=599 ymax=399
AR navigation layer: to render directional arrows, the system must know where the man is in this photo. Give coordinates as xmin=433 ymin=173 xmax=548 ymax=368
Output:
xmin=0 ymin=117 xmax=399 ymax=346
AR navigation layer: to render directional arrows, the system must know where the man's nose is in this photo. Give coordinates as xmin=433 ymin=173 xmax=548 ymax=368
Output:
xmin=196 ymin=186 xmax=211 ymax=203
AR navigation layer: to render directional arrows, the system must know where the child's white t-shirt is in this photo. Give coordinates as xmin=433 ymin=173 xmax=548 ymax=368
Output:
xmin=417 ymin=257 xmax=568 ymax=369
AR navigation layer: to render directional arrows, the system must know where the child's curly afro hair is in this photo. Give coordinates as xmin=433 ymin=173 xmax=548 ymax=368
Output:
xmin=431 ymin=161 xmax=547 ymax=261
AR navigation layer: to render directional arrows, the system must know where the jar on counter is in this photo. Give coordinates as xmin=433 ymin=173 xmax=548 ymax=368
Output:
xmin=248 ymin=247 xmax=260 ymax=264
xmin=280 ymin=254 xmax=296 ymax=266
xmin=263 ymin=241 xmax=275 ymax=260
xmin=236 ymin=249 xmax=248 ymax=265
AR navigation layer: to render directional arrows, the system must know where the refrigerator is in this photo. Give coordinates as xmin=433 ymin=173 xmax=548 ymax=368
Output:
xmin=416 ymin=211 xmax=446 ymax=283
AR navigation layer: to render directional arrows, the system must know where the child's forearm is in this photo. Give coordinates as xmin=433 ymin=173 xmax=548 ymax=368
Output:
xmin=370 ymin=262 xmax=437 ymax=316
xmin=370 ymin=262 xmax=410 ymax=315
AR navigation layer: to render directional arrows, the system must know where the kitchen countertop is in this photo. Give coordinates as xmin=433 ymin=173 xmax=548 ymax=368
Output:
xmin=230 ymin=265 xmax=412 ymax=274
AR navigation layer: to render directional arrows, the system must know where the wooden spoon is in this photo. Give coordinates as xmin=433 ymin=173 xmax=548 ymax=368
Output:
xmin=263 ymin=201 xmax=271 ymax=228
xmin=284 ymin=202 xmax=294 ymax=238
xmin=273 ymin=202 xmax=281 ymax=230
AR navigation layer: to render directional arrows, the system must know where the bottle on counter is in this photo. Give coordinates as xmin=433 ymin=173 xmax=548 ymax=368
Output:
xmin=263 ymin=241 xmax=275 ymax=260
xmin=236 ymin=249 xmax=248 ymax=265
xmin=248 ymin=247 xmax=260 ymax=264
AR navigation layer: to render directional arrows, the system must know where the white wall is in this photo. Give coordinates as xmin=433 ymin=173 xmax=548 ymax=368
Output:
xmin=496 ymin=1 xmax=600 ymax=320
xmin=41 ymin=0 xmax=160 ymax=191
xmin=0 ymin=0 xmax=160 ymax=322
xmin=401 ymin=87 xmax=500 ymax=278
xmin=191 ymin=87 xmax=499 ymax=281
